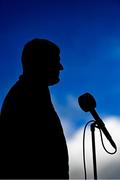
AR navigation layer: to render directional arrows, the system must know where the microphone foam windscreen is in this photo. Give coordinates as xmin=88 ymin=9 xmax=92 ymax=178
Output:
xmin=78 ymin=93 xmax=96 ymax=112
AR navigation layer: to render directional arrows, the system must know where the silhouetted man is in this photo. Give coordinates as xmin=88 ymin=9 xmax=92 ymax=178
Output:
xmin=0 ymin=39 xmax=69 ymax=179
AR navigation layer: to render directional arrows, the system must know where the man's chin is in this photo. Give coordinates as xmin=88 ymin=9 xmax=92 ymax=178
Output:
xmin=48 ymin=78 xmax=60 ymax=86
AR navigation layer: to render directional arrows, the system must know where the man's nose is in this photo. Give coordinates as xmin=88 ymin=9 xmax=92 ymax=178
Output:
xmin=59 ymin=63 xmax=64 ymax=70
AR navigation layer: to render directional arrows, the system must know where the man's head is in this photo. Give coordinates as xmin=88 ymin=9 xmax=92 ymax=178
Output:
xmin=22 ymin=38 xmax=63 ymax=86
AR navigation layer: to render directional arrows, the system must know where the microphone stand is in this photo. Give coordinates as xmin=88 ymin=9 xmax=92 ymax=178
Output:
xmin=90 ymin=121 xmax=98 ymax=180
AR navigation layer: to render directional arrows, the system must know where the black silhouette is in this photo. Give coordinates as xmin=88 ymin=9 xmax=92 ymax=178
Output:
xmin=0 ymin=39 xmax=69 ymax=179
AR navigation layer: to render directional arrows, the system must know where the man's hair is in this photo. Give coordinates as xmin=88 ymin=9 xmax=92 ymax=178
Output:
xmin=21 ymin=38 xmax=60 ymax=73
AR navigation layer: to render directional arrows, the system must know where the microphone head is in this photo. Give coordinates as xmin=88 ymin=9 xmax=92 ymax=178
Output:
xmin=78 ymin=93 xmax=96 ymax=112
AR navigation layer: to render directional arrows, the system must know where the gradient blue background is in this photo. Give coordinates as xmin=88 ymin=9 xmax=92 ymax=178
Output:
xmin=0 ymin=0 xmax=120 ymax=135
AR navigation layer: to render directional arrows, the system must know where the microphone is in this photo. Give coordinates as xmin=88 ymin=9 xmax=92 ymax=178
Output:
xmin=78 ymin=93 xmax=117 ymax=149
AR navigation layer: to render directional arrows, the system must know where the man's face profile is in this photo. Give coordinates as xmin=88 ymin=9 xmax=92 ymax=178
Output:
xmin=47 ymin=52 xmax=64 ymax=86
xmin=22 ymin=38 xmax=64 ymax=86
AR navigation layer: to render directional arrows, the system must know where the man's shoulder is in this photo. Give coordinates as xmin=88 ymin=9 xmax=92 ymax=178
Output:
xmin=1 ymin=79 xmax=25 ymax=110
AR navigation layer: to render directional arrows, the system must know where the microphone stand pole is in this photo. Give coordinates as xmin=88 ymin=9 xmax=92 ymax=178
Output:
xmin=90 ymin=122 xmax=98 ymax=180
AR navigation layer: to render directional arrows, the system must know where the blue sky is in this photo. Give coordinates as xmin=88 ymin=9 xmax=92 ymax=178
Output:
xmin=1 ymin=0 xmax=120 ymax=178
xmin=1 ymin=0 xmax=120 ymax=121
